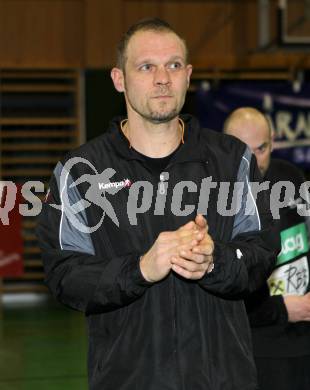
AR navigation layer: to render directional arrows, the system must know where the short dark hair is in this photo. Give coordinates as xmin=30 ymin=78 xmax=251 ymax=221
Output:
xmin=116 ymin=17 xmax=188 ymax=71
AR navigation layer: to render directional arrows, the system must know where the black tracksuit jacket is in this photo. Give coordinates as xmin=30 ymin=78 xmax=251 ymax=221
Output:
xmin=246 ymin=159 xmax=310 ymax=359
xmin=37 ymin=115 xmax=279 ymax=390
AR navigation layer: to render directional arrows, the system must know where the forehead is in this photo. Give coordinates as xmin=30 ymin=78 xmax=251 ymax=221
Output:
xmin=228 ymin=118 xmax=270 ymax=149
xmin=126 ymin=30 xmax=186 ymax=63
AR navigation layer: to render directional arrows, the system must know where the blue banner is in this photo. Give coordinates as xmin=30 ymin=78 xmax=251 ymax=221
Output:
xmin=194 ymin=80 xmax=310 ymax=169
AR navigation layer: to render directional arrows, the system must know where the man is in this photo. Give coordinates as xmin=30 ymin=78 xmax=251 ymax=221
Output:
xmin=37 ymin=19 xmax=278 ymax=390
xmin=224 ymin=107 xmax=310 ymax=390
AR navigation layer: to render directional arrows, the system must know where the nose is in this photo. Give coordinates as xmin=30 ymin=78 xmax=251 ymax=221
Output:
xmin=154 ymin=66 xmax=170 ymax=86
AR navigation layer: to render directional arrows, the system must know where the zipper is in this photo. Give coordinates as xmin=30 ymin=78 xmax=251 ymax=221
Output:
xmin=159 ymin=169 xmax=182 ymax=390
xmin=159 ymin=171 xmax=169 ymax=195
xmin=131 ymin=162 xmax=154 ymax=248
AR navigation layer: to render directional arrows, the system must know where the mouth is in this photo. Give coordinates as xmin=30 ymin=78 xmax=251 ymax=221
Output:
xmin=152 ymin=95 xmax=173 ymax=99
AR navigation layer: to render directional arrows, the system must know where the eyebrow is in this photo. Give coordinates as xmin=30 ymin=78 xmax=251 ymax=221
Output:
xmin=255 ymin=142 xmax=269 ymax=151
xmin=134 ymin=56 xmax=186 ymax=66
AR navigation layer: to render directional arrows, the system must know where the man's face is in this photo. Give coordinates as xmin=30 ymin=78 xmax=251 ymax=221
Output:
xmin=114 ymin=30 xmax=192 ymax=124
xmin=227 ymin=119 xmax=272 ymax=177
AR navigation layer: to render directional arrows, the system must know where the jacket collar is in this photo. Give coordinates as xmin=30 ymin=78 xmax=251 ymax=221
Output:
xmin=106 ymin=114 xmax=206 ymax=164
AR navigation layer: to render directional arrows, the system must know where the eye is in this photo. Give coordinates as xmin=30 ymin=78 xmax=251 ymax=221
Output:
xmin=168 ymin=62 xmax=183 ymax=70
xmin=257 ymin=144 xmax=267 ymax=153
xmin=139 ymin=64 xmax=153 ymax=71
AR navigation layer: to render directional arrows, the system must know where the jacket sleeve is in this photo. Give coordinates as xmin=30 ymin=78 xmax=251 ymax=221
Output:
xmin=36 ymin=162 xmax=153 ymax=315
xmin=245 ymin=283 xmax=288 ymax=326
xmin=198 ymin=148 xmax=280 ymax=297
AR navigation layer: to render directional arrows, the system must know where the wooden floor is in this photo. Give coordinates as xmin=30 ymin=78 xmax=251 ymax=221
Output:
xmin=0 ymin=295 xmax=88 ymax=390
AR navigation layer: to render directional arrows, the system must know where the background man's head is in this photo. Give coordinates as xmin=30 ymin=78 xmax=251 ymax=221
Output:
xmin=224 ymin=107 xmax=273 ymax=176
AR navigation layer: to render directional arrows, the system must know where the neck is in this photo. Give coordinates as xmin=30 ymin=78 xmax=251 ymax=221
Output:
xmin=123 ymin=115 xmax=183 ymax=158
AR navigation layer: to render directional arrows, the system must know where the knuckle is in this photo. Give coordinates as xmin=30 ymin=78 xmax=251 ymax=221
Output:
xmin=179 ymin=259 xmax=186 ymax=268
xmin=199 ymin=255 xmax=206 ymax=264
xmin=189 ymin=263 xmax=196 ymax=272
xmin=196 ymin=255 xmax=205 ymax=264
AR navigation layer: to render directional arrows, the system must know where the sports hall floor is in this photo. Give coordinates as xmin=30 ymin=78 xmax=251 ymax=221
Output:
xmin=0 ymin=295 xmax=88 ymax=390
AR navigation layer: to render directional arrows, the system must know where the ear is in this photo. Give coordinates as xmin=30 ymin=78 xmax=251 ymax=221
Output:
xmin=186 ymin=64 xmax=193 ymax=88
xmin=266 ymin=115 xmax=275 ymax=152
xmin=111 ymin=67 xmax=125 ymax=93
xmin=270 ymin=129 xmax=275 ymax=152
xmin=270 ymin=124 xmax=275 ymax=152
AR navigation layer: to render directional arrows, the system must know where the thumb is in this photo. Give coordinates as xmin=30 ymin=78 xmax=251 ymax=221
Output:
xmin=195 ymin=214 xmax=208 ymax=231
xmin=179 ymin=221 xmax=196 ymax=231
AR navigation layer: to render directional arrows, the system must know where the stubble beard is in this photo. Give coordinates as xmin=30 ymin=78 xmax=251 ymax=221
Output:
xmin=147 ymin=107 xmax=179 ymax=124
xmin=125 ymin=82 xmax=186 ymax=124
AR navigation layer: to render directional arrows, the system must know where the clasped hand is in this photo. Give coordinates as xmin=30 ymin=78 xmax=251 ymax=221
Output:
xmin=140 ymin=214 xmax=214 ymax=282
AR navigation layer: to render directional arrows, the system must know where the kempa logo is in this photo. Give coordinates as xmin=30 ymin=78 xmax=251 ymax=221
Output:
xmin=277 ymin=223 xmax=309 ymax=265
xmin=98 ymin=179 xmax=131 ymax=190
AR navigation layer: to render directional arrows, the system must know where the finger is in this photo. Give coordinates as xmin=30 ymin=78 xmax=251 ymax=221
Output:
xmin=192 ymin=232 xmax=214 ymax=253
xmin=161 ymin=229 xmax=198 ymax=245
xmin=178 ymin=249 xmax=207 ymax=264
xmin=171 ymin=256 xmax=208 ymax=272
xmin=165 ymin=239 xmax=196 ymax=254
xmin=178 ymin=221 xmax=197 ymax=231
xmin=192 ymin=243 xmax=214 ymax=256
xmin=177 ymin=229 xmax=202 ymax=241
xmin=166 ymin=231 xmax=207 ymax=256
xmin=166 ymin=238 xmax=200 ymax=257
xmin=178 ymin=231 xmax=205 ymax=245
xmin=171 ymin=264 xmax=206 ymax=280
xmin=177 ymin=227 xmax=206 ymax=243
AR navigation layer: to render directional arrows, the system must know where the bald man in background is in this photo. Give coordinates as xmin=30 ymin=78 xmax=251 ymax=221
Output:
xmin=224 ymin=107 xmax=310 ymax=390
